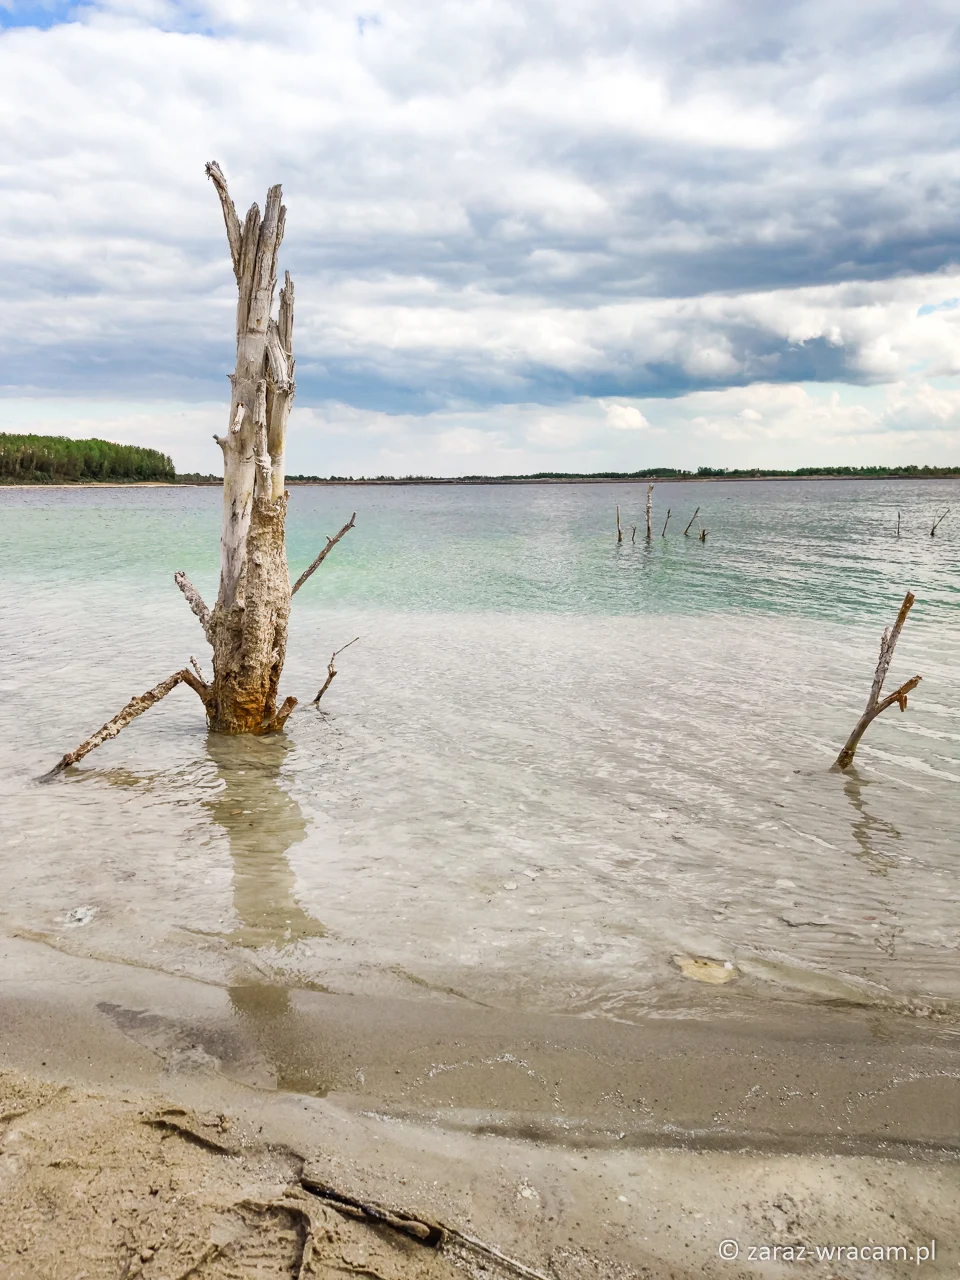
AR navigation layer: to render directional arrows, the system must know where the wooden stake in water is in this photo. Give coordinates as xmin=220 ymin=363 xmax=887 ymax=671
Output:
xmin=896 ymin=510 xmax=901 ymax=538
xmin=645 ymin=484 xmax=654 ymax=539
xmin=683 ymin=507 xmax=700 ymax=536
xmin=833 ymin=591 xmax=922 ymax=771
xmin=661 ymin=508 xmax=671 ymax=537
xmin=616 ymin=504 xmax=623 ymax=543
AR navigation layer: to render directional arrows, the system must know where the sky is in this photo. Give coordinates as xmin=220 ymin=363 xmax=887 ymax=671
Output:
xmin=1 ymin=0 xmax=959 ymax=475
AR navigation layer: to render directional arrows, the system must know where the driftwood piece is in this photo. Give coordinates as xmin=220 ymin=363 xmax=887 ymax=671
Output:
xmin=616 ymin=504 xmax=622 ymax=543
xmin=291 ymin=513 xmax=356 ymax=596
xmin=661 ymin=508 xmax=671 ymax=537
xmin=43 ymin=669 xmax=210 ymax=779
xmin=645 ymin=483 xmax=653 ymax=539
xmin=931 ymin=508 xmax=950 ymax=536
xmin=683 ymin=507 xmax=700 ymax=536
xmin=833 ymin=591 xmax=922 ymax=770
xmin=312 ymin=638 xmax=359 ymax=705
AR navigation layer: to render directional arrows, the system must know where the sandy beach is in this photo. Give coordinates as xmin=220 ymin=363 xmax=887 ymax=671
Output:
xmin=2 ymin=931 xmax=959 ymax=1278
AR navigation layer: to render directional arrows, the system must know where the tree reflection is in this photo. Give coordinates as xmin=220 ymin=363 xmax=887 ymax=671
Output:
xmin=205 ymin=732 xmax=326 ymax=948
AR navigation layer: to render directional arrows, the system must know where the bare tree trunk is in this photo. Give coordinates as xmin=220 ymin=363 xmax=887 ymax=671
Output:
xmin=201 ymin=161 xmax=298 ymax=734
xmin=833 ymin=591 xmax=922 ymax=770
xmin=645 ymin=484 xmax=653 ymax=539
xmin=46 ymin=163 xmax=356 ymax=775
xmin=616 ymin=504 xmax=622 ymax=543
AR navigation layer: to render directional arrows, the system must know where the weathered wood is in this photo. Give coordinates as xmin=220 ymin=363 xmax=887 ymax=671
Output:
xmin=931 ymin=508 xmax=950 ymax=536
xmin=46 ymin=164 xmax=354 ymax=772
xmin=630 ymin=524 xmax=637 ymax=543
xmin=312 ymin=637 xmax=359 ymax=705
xmin=203 ymin=163 xmax=300 ymax=733
xmin=661 ymin=508 xmax=671 ymax=537
xmin=43 ymin=669 xmax=210 ymax=779
xmin=645 ymin=484 xmax=653 ymax=539
xmin=683 ymin=507 xmax=700 ymax=536
xmin=616 ymin=504 xmax=622 ymax=543
xmin=833 ymin=591 xmax=922 ymax=770
xmin=896 ymin=510 xmax=901 ymax=538
xmin=174 ymin=571 xmax=212 ymax=640
xmin=291 ymin=513 xmax=356 ymax=596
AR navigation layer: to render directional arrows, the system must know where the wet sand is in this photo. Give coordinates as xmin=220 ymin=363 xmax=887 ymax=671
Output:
xmin=2 ymin=932 xmax=959 ymax=1278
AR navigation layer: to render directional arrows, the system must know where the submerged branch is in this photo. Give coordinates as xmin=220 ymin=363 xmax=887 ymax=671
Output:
xmin=43 ymin=668 xmax=210 ymax=780
xmin=291 ymin=513 xmax=356 ymax=595
xmin=833 ymin=591 xmax=921 ymax=771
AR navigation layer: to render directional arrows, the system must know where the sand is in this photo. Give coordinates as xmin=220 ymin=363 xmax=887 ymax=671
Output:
xmin=2 ymin=931 xmax=960 ymax=1278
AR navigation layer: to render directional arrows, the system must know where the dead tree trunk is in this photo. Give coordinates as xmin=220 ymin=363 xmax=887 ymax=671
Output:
xmin=198 ymin=160 xmax=299 ymax=734
xmin=46 ymin=163 xmax=355 ymax=775
xmin=645 ymin=484 xmax=654 ymax=539
xmin=616 ymin=504 xmax=623 ymax=543
xmin=833 ymin=591 xmax=922 ymax=771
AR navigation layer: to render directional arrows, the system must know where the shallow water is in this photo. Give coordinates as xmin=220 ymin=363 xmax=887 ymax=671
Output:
xmin=2 ymin=479 xmax=958 ymax=1022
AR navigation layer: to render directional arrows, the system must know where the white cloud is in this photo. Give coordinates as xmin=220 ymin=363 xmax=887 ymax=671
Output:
xmin=2 ymin=0 xmax=960 ymax=468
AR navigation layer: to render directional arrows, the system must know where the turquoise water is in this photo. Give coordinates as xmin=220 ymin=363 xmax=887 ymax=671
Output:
xmin=1 ymin=479 xmax=958 ymax=1022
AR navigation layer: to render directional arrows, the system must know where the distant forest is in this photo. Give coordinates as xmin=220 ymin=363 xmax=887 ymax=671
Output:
xmin=2 ymin=434 xmax=959 ymax=485
xmin=0 ymin=433 xmax=175 ymax=483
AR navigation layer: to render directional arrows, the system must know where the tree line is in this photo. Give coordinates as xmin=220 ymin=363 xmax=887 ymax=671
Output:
xmin=0 ymin=433 xmax=175 ymax=483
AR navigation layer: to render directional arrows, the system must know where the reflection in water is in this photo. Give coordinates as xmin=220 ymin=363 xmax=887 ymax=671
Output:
xmin=205 ymin=732 xmax=326 ymax=948
xmin=843 ymin=773 xmax=902 ymax=877
xmin=207 ymin=735 xmax=334 ymax=1093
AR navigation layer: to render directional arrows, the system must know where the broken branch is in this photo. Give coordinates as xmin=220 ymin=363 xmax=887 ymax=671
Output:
xmin=661 ymin=508 xmax=671 ymax=537
xmin=312 ymin=637 xmax=359 ymax=705
xmin=174 ymin=571 xmax=213 ymax=641
xmin=205 ymin=161 xmax=242 ymax=281
xmin=684 ymin=507 xmax=700 ymax=536
xmin=291 ymin=513 xmax=356 ymax=596
xmin=833 ymin=591 xmax=922 ymax=771
xmin=43 ymin=668 xmax=211 ymax=780
xmin=931 ymin=508 xmax=950 ymax=536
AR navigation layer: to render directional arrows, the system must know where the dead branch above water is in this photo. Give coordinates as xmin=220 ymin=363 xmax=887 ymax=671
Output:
xmin=833 ymin=591 xmax=922 ymax=771
xmin=43 ymin=668 xmax=211 ymax=780
xmin=291 ymin=513 xmax=356 ymax=596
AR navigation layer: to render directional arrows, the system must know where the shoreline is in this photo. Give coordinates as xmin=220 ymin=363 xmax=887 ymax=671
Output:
xmin=4 ymin=472 xmax=960 ymax=489
xmin=2 ymin=931 xmax=959 ymax=1277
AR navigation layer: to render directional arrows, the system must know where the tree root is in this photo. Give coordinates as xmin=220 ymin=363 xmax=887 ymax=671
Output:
xmin=42 ymin=668 xmax=211 ymax=780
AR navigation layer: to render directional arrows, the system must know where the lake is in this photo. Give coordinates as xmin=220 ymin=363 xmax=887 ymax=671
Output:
xmin=2 ymin=478 xmax=958 ymax=1025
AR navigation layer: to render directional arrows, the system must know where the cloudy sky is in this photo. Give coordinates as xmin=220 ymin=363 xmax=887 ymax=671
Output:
xmin=2 ymin=0 xmax=959 ymax=474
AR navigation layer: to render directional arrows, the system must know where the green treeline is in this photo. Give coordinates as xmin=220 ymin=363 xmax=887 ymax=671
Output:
xmin=0 ymin=433 xmax=175 ymax=484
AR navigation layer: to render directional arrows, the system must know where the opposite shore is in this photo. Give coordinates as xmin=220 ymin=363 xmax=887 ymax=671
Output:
xmin=5 ymin=471 xmax=960 ymax=489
